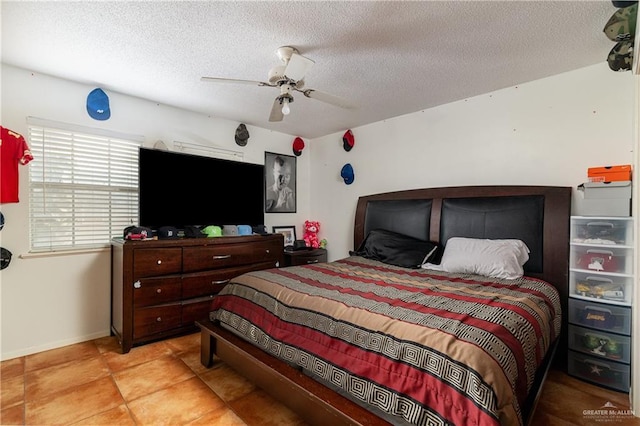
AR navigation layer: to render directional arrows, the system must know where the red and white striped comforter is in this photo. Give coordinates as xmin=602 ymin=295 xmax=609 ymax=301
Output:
xmin=210 ymin=256 xmax=561 ymax=426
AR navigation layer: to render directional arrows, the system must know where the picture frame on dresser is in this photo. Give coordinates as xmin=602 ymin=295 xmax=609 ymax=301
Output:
xmin=272 ymin=225 xmax=296 ymax=247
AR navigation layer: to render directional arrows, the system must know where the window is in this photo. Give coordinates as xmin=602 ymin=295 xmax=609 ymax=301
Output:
xmin=27 ymin=118 xmax=143 ymax=252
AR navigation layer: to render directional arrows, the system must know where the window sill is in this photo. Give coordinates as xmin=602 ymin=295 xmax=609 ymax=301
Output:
xmin=19 ymin=246 xmax=110 ymax=259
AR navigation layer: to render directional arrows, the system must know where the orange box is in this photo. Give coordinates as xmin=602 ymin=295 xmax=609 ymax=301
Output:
xmin=588 ymin=165 xmax=632 ymax=183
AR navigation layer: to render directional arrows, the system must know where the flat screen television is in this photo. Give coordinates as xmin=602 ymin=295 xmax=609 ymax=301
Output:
xmin=138 ymin=147 xmax=265 ymax=229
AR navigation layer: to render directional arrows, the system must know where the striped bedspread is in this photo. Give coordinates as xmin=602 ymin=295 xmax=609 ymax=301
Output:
xmin=210 ymin=256 xmax=561 ymax=426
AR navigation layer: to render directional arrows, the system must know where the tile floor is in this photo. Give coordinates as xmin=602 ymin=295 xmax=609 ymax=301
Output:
xmin=0 ymin=332 xmax=306 ymax=425
xmin=2 ymin=332 xmax=638 ymax=425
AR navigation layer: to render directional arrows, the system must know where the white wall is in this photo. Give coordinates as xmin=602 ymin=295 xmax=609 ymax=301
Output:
xmin=310 ymin=63 xmax=635 ymax=261
xmin=0 ymin=64 xmax=309 ymax=360
xmin=1 ymin=62 xmax=636 ymax=363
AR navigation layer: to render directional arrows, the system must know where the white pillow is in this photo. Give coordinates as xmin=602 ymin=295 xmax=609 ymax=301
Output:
xmin=431 ymin=237 xmax=530 ymax=280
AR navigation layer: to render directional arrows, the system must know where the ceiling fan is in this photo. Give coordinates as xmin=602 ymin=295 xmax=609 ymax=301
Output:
xmin=201 ymin=46 xmax=356 ymax=122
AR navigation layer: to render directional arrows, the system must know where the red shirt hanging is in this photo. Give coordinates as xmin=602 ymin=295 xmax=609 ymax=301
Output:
xmin=1 ymin=126 xmax=34 ymax=203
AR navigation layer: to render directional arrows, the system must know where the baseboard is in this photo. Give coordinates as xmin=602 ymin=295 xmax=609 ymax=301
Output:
xmin=0 ymin=329 xmax=111 ymax=361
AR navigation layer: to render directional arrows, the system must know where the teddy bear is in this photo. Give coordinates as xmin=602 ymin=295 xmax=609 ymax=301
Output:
xmin=303 ymin=220 xmax=321 ymax=249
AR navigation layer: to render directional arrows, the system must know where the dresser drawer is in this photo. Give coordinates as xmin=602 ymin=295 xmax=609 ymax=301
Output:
xmin=182 ymin=296 xmax=216 ymax=325
xmin=286 ymin=248 xmax=328 ymax=266
xmin=568 ymin=298 xmax=631 ymax=335
xmin=133 ymin=275 xmax=182 ymax=307
xmin=182 ymin=261 xmax=278 ymax=299
xmin=133 ymin=304 xmax=182 ymax=338
xmin=112 ymin=234 xmax=284 ymax=353
xmin=183 ymin=240 xmax=280 ymax=272
xmin=568 ymin=324 xmax=631 ymax=364
xmin=568 ymin=350 xmax=630 ymax=393
xmin=133 ymin=248 xmax=182 ymax=277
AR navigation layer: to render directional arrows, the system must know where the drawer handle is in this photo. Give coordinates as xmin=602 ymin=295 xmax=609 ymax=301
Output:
xmin=585 ymin=249 xmax=614 ymax=256
xmin=586 ymin=222 xmax=615 ymax=228
xmin=585 ymin=305 xmax=613 ymax=314
xmin=306 ymin=259 xmax=319 ymax=264
xmin=157 ymin=260 xmax=162 ymax=265
xmin=266 ymin=249 xmax=270 ymax=254
xmin=583 ymin=358 xmax=611 ymax=371
xmin=212 ymin=279 xmax=230 ymax=285
xmin=585 ymin=276 xmax=613 ymax=284
xmin=581 ymin=331 xmax=611 ymax=342
xmin=212 ymin=255 xmax=231 ymax=260
xmin=133 ymin=281 xmax=141 ymax=289
xmin=156 ymin=317 xmax=162 ymax=322
xmin=156 ymin=288 xmax=162 ymax=294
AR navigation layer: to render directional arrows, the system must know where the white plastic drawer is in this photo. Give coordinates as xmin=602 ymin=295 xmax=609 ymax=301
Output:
xmin=569 ymin=271 xmax=633 ymax=306
xmin=568 ymin=298 xmax=631 ymax=336
xmin=568 ymin=324 xmax=631 ymax=364
xmin=570 ymin=245 xmax=633 ymax=275
xmin=571 ymin=217 xmax=633 ymax=246
xmin=568 ymin=350 xmax=630 ymax=393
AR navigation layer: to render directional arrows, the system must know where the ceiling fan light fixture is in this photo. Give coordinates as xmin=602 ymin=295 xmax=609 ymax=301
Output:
xmin=201 ymin=45 xmax=355 ymax=122
xmin=278 ymin=92 xmax=294 ymax=116
xmin=282 ymin=98 xmax=291 ymax=115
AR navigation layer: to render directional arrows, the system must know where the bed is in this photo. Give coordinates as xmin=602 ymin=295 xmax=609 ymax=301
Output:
xmin=197 ymin=185 xmax=571 ymax=426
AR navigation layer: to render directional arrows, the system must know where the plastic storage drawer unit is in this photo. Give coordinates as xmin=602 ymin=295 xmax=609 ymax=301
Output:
xmin=570 ymin=218 xmax=632 ymax=245
xmin=568 ymin=298 xmax=631 ymax=335
xmin=568 ymin=351 xmax=630 ymax=392
xmin=568 ymin=324 xmax=631 ymax=364
xmin=571 ymin=246 xmax=632 ymax=275
xmin=569 ymin=272 xmax=633 ymax=306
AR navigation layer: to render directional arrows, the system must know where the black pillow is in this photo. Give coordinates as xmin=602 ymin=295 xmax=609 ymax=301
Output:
xmin=350 ymin=229 xmax=441 ymax=269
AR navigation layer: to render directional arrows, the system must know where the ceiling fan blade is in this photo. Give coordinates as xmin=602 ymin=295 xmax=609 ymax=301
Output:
xmin=284 ymin=53 xmax=314 ymax=82
xmin=300 ymin=89 xmax=357 ymax=109
xmin=200 ymin=76 xmax=274 ymax=87
xmin=269 ymin=97 xmax=284 ymax=122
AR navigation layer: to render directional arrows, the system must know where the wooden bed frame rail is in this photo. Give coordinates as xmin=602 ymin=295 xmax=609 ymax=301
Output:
xmin=197 ymin=319 xmax=390 ymax=426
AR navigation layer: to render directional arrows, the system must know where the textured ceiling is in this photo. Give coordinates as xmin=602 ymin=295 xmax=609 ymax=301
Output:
xmin=1 ymin=1 xmax=620 ymax=139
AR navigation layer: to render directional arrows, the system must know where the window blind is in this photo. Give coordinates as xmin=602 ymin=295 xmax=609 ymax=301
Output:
xmin=27 ymin=118 xmax=143 ymax=252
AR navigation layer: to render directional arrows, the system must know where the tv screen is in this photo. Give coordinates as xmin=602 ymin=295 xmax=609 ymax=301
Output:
xmin=138 ymin=148 xmax=265 ymax=229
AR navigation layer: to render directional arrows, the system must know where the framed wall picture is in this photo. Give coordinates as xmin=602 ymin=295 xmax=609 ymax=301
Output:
xmin=265 ymin=152 xmax=296 ymax=213
xmin=272 ymin=225 xmax=297 ymax=247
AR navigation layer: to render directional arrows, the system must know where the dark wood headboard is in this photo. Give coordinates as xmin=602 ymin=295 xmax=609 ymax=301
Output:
xmin=354 ymin=185 xmax=571 ymax=311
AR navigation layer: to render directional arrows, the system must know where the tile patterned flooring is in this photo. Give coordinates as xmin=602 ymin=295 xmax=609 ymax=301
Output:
xmin=2 ymin=331 xmax=639 ymax=425
xmin=1 ymin=333 xmax=306 ymax=425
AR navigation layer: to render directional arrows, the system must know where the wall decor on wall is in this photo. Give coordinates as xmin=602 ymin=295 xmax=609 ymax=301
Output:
xmin=1 ymin=126 xmax=34 ymax=204
xmin=265 ymin=151 xmax=296 ymax=213
xmin=292 ymin=137 xmax=305 ymax=156
xmin=235 ymin=123 xmax=250 ymax=146
xmin=86 ymin=88 xmax=111 ymax=120
xmin=343 ymin=129 xmax=355 ymax=151
xmin=0 ymin=247 xmax=12 ymax=270
xmin=603 ymin=3 xmax=636 ymax=71
xmin=341 ymin=163 xmax=355 ymax=185
xmin=272 ymin=225 xmax=296 ymax=247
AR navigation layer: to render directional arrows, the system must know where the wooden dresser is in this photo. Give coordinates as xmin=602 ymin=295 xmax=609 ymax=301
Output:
xmin=111 ymin=234 xmax=284 ymax=353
